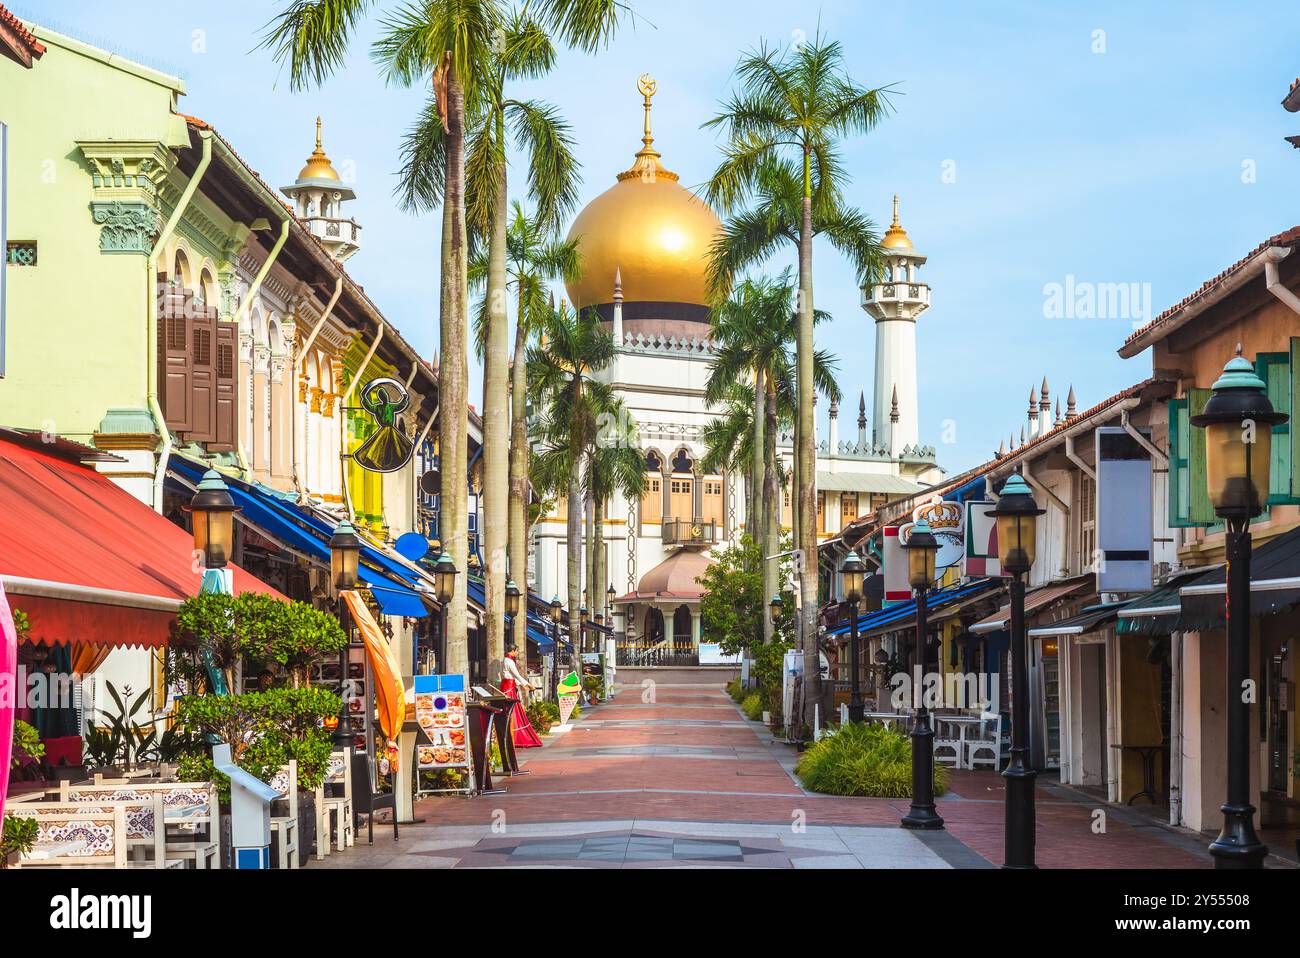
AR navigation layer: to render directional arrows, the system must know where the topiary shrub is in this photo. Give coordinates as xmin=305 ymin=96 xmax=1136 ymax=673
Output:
xmin=795 ymin=721 xmax=949 ymax=798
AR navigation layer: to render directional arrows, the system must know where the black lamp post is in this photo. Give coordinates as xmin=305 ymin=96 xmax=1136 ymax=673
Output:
xmin=769 ymin=593 xmax=784 ymax=627
xmin=840 ymin=549 xmax=866 ymax=723
xmin=985 ymin=472 xmax=1046 ymax=867
xmin=329 ymin=519 xmax=362 ymax=749
xmin=579 ymin=605 xmax=589 ymax=655
xmin=549 ymin=595 xmax=563 ymax=699
xmin=1191 ymin=350 xmax=1286 ymax=869
xmin=433 ymin=552 xmax=459 ymax=677
xmin=505 ymin=578 xmax=521 ymax=622
xmin=186 ymin=469 xmax=240 ymax=570
xmin=900 ymin=519 xmax=943 ymax=830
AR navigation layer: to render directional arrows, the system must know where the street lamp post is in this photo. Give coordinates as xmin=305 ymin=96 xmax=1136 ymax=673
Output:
xmin=433 ymin=552 xmax=459 ymax=677
xmin=329 ymin=520 xmax=362 ymax=749
xmin=549 ymin=595 xmax=563 ymax=699
xmin=1191 ymin=350 xmax=1286 ymax=869
xmin=186 ymin=469 xmax=240 ymax=575
xmin=579 ymin=605 xmax=589 ymax=656
xmin=901 ymin=520 xmax=943 ymax=830
xmin=985 ymin=472 xmax=1046 ymax=867
xmin=840 ymin=550 xmax=866 ymax=723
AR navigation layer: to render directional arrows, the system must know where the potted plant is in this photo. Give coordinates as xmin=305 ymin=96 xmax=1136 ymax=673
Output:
xmin=1 ymin=814 xmax=38 ymax=868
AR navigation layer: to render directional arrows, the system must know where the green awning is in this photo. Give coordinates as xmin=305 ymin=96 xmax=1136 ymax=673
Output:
xmin=1115 ymin=568 xmax=1219 ymax=636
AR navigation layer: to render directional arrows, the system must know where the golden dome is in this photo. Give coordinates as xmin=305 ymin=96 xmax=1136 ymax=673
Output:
xmin=297 ymin=116 xmax=340 ymax=182
xmin=565 ymin=75 xmax=721 ymax=308
xmin=881 ymin=194 xmax=913 ymax=250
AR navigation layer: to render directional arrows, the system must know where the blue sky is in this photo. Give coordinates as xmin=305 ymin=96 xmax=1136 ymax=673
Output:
xmin=19 ymin=0 xmax=1300 ymax=473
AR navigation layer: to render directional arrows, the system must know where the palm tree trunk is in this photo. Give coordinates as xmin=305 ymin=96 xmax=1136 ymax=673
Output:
xmin=594 ymin=495 xmax=606 ymax=622
xmin=762 ymin=379 xmax=779 ymax=646
xmin=584 ymin=486 xmax=595 ymax=651
xmin=482 ymin=143 xmax=509 ymax=685
xmin=796 ymin=150 xmax=820 ymax=730
xmin=752 ymin=367 xmax=767 ymax=638
xmin=565 ymin=467 xmax=583 ymax=683
xmin=441 ymin=68 xmax=470 ymax=679
xmin=508 ymin=290 xmax=529 ymax=660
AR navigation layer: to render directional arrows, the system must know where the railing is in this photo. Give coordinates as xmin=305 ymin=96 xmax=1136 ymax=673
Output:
xmin=615 ymin=644 xmax=699 ymax=667
xmin=301 ymin=216 xmax=362 ymax=246
xmin=661 ymin=516 xmax=717 ymax=547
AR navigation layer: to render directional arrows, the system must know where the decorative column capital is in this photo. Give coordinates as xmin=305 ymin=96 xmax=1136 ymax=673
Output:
xmin=309 ymin=386 xmax=324 ymax=414
xmin=78 ymin=140 xmax=174 ymax=255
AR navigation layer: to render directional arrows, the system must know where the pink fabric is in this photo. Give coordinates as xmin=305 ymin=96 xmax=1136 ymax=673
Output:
xmin=0 ymin=580 xmax=17 ymax=819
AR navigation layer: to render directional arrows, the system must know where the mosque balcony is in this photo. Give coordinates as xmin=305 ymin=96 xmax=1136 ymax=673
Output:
xmin=302 ymin=215 xmax=362 ymax=248
xmin=661 ymin=516 xmax=718 ymax=548
xmin=861 ymin=283 xmax=929 ymax=307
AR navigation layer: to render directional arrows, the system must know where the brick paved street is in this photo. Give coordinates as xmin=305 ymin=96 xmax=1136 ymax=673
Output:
xmin=308 ymin=683 xmax=1254 ymax=869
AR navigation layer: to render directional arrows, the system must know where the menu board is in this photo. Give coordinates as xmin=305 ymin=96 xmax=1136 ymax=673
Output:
xmin=414 ymin=674 xmax=470 ymax=770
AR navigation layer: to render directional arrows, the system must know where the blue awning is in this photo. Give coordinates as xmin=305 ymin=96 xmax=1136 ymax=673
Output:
xmin=828 ymin=579 xmax=999 ymax=638
xmin=168 ymin=456 xmax=429 ymax=617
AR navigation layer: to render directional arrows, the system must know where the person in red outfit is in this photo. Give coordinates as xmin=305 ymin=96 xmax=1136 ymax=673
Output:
xmin=501 ymin=645 xmax=542 ymax=748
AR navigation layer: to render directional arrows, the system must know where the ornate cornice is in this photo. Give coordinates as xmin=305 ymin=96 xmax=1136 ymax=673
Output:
xmin=77 ymin=140 xmax=174 ymax=255
xmin=90 ymin=201 xmax=161 ymax=254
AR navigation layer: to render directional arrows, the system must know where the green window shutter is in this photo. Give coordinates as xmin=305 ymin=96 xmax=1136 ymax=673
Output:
xmin=1168 ymin=397 xmax=1193 ymax=527
xmin=1187 ymin=388 xmax=1217 ymax=525
xmin=1257 ymin=352 xmax=1294 ymax=505
xmin=1291 ymin=337 xmax=1300 ymax=500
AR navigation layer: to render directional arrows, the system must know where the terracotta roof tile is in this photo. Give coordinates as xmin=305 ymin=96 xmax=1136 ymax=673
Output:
xmin=1121 ymin=227 xmax=1300 ymax=352
xmin=0 ymin=3 xmax=46 ymax=62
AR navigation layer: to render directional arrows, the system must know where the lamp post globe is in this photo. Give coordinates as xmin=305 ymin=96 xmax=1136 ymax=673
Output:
xmin=900 ymin=519 xmax=943 ymax=830
xmin=984 ymin=473 xmax=1046 ymax=867
xmin=549 ymin=595 xmax=564 ymax=698
xmin=840 ymin=550 xmax=867 ymax=723
xmin=505 ymin=579 xmax=521 ymax=618
xmin=186 ymin=469 xmax=240 ymax=571
xmin=769 ymin=594 xmax=784 ymax=626
xmin=1191 ymin=350 xmax=1286 ymax=869
xmin=433 ymin=553 xmax=459 ymax=605
xmin=328 ymin=519 xmax=363 ymax=749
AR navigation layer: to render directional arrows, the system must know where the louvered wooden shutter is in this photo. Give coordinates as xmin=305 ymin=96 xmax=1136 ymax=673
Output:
xmin=1258 ymin=351 xmax=1296 ymax=505
xmin=158 ymin=273 xmax=193 ymax=432
xmin=213 ymin=321 xmax=237 ymax=451
xmin=189 ymin=304 xmax=217 ymax=442
xmin=1187 ymin=388 xmax=1217 ymax=524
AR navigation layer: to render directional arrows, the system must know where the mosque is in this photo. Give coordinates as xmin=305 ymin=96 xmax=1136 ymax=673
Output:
xmin=529 ymin=77 xmax=944 ymax=659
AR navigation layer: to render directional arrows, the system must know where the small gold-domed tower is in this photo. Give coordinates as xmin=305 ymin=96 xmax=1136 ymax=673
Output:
xmin=565 ymin=75 xmax=722 ymax=341
xmin=281 ymin=117 xmax=361 ymax=262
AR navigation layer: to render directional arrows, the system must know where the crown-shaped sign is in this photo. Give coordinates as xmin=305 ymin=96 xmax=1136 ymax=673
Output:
xmin=914 ymin=498 xmax=962 ymax=531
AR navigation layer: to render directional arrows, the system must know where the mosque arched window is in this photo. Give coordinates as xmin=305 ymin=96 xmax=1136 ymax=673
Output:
xmin=641 ymin=449 xmax=663 ymax=523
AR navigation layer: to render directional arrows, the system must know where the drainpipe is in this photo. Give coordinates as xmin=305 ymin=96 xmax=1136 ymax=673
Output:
xmin=1169 ymin=629 xmax=1183 ymax=826
xmin=234 ymin=217 xmax=291 ymax=477
xmin=412 ymin=403 xmax=439 ymax=538
xmin=148 ymin=130 xmax=212 ymax=512
xmin=340 ymin=323 xmax=385 ymax=523
xmin=1064 ymin=434 xmax=1096 ymax=482
xmin=1119 ymin=404 xmax=1165 ymax=465
xmin=291 ymin=276 xmax=344 ymax=497
xmin=1264 ymin=246 xmax=1300 ymax=316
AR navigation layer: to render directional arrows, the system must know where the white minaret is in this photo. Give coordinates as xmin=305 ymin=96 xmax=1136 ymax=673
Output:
xmin=280 ymin=117 xmax=361 ymax=262
xmin=862 ymin=195 xmax=929 ymax=457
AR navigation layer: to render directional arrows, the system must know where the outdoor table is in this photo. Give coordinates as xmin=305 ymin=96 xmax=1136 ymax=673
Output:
xmin=932 ymin=714 xmax=985 ymax=768
xmin=1109 ymin=743 xmax=1169 ymax=805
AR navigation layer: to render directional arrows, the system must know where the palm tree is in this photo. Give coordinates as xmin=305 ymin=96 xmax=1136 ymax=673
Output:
xmin=529 ymin=302 xmax=643 ymax=666
xmin=704 ymin=35 xmax=893 ymax=727
xmin=262 ymin=0 xmax=626 ymax=681
xmin=470 ymin=204 xmax=579 ymax=658
xmin=706 ymin=273 xmax=838 ymax=643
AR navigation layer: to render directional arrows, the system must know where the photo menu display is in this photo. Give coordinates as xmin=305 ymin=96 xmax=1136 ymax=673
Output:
xmin=414 ymin=673 xmax=469 ymax=770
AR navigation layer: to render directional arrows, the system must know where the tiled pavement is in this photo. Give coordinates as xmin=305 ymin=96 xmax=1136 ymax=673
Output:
xmin=309 ymin=683 xmax=1259 ymax=869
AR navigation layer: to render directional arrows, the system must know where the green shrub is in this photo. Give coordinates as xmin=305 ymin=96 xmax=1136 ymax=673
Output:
xmin=740 ymin=692 xmax=764 ymax=721
xmin=1 ymin=813 xmax=38 ymax=865
xmin=725 ymin=677 xmax=746 ymax=702
xmin=526 ymin=699 xmax=560 ymax=734
xmin=795 ymin=722 xmax=949 ymax=798
xmin=173 ymin=686 xmax=340 ymax=796
xmin=9 ymin=720 xmax=43 ymax=768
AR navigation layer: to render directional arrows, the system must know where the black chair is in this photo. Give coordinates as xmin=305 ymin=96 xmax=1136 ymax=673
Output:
xmin=350 ymin=752 xmax=397 ymax=844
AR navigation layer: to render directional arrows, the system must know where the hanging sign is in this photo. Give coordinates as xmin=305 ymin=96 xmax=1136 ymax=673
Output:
xmin=908 ymin=498 xmax=965 ymax=572
xmin=354 ymin=377 xmax=415 ymax=473
xmin=963 ymin=500 xmax=1001 ymax=578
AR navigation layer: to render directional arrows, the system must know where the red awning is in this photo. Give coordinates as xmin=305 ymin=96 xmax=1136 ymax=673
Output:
xmin=0 ymin=434 xmax=282 ymax=648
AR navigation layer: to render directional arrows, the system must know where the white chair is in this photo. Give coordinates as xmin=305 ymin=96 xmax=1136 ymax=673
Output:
xmin=314 ymin=749 xmax=353 ymax=859
xmin=965 ymin=718 xmax=1002 ymax=770
xmin=268 ymin=761 xmax=301 ymax=870
xmin=58 ymin=781 xmax=220 ymax=868
xmin=931 ymin=717 xmax=964 ymax=769
xmin=10 ymin=805 xmax=136 ymax=869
